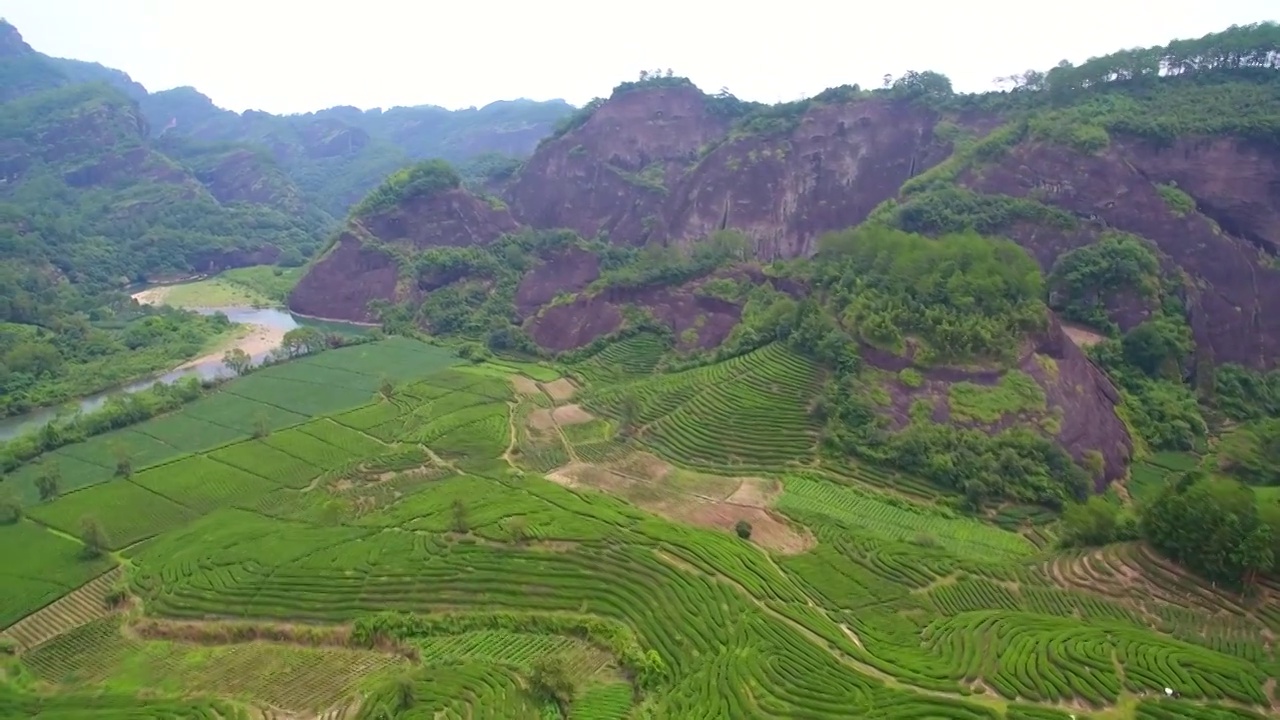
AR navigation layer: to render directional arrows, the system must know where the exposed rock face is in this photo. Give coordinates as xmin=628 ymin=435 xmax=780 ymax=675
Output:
xmin=289 ymin=232 xmax=399 ymax=323
xmin=362 ymin=189 xmax=519 ymax=250
xmin=514 ymin=246 xmax=601 ymax=318
xmin=527 ymin=282 xmax=744 ymax=353
xmin=1125 ymin=136 xmax=1280 ymax=255
xmin=289 ymin=190 xmax=519 ymax=322
xmin=658 ymin=99 xmax=948 ymax=258
xmin=869 ymin=314 xmax=1132 ymax=486
xmin=965 ymin=139 xmax=1280 ymax=369
xmin=507 ymin=85 xmax=732 ymax=244
xmin=506 ymin=92 xmax=951 ymax=257
xmin=1029 ymin=315 xmax=1132 ymax=486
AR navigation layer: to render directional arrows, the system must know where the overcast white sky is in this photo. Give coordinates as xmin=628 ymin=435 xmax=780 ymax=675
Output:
xmin=2 ymin=1 xmax=1275 ymax=114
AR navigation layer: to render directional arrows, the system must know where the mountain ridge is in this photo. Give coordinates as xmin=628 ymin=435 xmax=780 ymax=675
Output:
xmin=285 ymin=21 xmax=1280 ymax=495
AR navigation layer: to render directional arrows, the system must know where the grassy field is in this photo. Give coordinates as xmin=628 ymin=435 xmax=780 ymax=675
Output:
xmin=141 ymin=265 xmax=307 ymax=309
xmin=149 ymin=278 xmax=275 ymax=308
xmin=1 ymin=339 xmax=1276 ymax=719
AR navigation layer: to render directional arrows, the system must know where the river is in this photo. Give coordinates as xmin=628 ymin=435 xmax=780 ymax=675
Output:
xmin=0 ymin=306 xmax=367 ymax=442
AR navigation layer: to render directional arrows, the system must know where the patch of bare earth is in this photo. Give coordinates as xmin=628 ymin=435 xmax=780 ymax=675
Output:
xmin=528 ymin=409 xmax=557 ymax=431
xmin=551 ymin=404 xmax=595 ymax=426
xmin=541 ymin=378 xmax=578 ymax=402
xmin=1062 ymin=322 xmax=1107 ymax=348
xmin=511 ymin=376 xmax=541 ymax=395
xmin=548 ymin=456 xmax=813 ymax=555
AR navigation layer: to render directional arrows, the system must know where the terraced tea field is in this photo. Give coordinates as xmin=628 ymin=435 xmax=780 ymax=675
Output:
xmin=1 ymin=340 xmax=1276 ymax=719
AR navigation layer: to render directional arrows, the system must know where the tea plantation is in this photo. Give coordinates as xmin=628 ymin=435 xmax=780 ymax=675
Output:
xmin=0 ymin=337 xmax=1275 ymax=719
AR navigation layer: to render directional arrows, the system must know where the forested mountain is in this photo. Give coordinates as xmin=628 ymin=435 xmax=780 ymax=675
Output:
xmin=142 ymin=88 xmax=573 ymax=216
xmin=0 ymin=19 xmax=571 ymax=416
xmin=293 ymin=23 xmax=1280 ymax=570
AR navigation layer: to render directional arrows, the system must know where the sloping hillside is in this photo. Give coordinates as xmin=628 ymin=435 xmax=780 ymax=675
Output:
xmin=290 ymin=23 xmax=1280 ymax=499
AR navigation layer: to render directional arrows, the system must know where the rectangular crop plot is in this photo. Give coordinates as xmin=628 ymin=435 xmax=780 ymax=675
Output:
xmin=225 ymin=375 xmax=373 ymax=417
xmin=132 ymin=413 xmax=247 ymax=453
xmin=332 ymin=401 xmax=403 ymax=431
xmin=182 ymin=392 xmax=307 ymax=434
xmin=4 ymin=452 xmax=115 ymax=505
xmin=56 ymin=429 xmax=182 ymax=473
xmin=296 ymin=419 xmax=385 ymax=455
xmin=0 ymin=521 xmax=114 ymax=629
xmin=253 ymin=360 xmax=378 ymax=392
xmin=263 ymin=428 xmax=351 ymax=469
xmin=303 ymin=337 xmax=458 ymax=381
xmin=27 ymin=481 xmax=196 ymax=550
xmin=208 ymin=440 xmax=322 ymax=489
xmin=779 ymin=474 xmax=1035 ymax=559
xmin=130 ymin=455 xmax=273 ymax=513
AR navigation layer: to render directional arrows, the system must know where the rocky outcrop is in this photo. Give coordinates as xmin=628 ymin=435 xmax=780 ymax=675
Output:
xmin=527 ymin=281 xmax=744 ymax=353
xmin=658 ymin=99 xmax=949 ymax=258
xmin=288 ymin=188 xmax=519 ymax=322
xmin=515 ymin=246 xmax=601 ymax=318
xmin=362 ymin=189 xmax=519 ymax=249
xmin=964 ymin=139 xmax=1280 ymax=369
xmin=289 ymin=233 xmax=400 ymax=323
xmin=507 ymin=85 xmax=732 ymax=244
xmin=1029 ymin=315 xmax=1132 ymax=486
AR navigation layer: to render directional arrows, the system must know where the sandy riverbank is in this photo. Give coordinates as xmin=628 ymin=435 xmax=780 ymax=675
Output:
xmin=176 ymin=323 xmax=288 ymax=370
xmin=131 ymin=286 xmax=171 ymax=306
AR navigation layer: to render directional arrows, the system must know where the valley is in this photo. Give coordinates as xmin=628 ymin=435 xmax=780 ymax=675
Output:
xmin=1 ymin=15 xmax=1279 ymax=720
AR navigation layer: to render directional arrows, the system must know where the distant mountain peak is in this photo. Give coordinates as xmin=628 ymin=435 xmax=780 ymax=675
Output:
xmin=0 ymin=18 xmax=33 ymax=57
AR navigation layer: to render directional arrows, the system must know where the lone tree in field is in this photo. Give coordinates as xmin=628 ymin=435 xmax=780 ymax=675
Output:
xmin=252 ymin=410 xmax=270 ymax=439
xmin=0 ymin=491 xmax=21 ymax=525
xmin=735 ymin=520 xmax=753 ymax=540
xmin=452 ymin=499 xmax=469 ymax=534
xmin=112 ymin=444 xmax=132 ymax=478
xmin=80 ymin=516 xmax=108 ymax=559
xmin=222 ymin=347 xmax=253 ymax=376
xmin=36 ymin=464 xmax=60 ymax=501
xmin=507 ymin=516 xmax=529 ymax=544
xmin=530 ymin=655 xmax=577 ymax=711
xmin=379 ymin=376 xmax=395 ymax=400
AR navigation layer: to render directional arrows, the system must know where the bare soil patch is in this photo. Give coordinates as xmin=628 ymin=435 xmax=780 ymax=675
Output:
xmin=725 ymin=477 xmax=782 ymax=507
xmin=1062 ymin=322 xmax=1107 ymax=348
xmin=548 ymin=459 xmax=813 ymax=554
xmin=541 ymin=378 xmax=578 ymax=402
xmin=608 ymin=452 xmax=674 ymax=483
xmin=551 ymin=404 xmax=595 ymax=426
xmin=528 ymin=409 xmax=557 ymax=431
xmin=511 ymin=375 xmax=541 ymax=395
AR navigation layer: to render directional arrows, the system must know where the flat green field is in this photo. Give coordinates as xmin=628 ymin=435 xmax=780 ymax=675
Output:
xmin=1 ymin=340 xmax=1275 ymax=720
xmin=150 ymin=278 xmax=275 ymax=308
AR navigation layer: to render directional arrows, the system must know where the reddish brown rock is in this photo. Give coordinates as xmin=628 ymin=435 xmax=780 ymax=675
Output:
xmin=515 ymin=246 xmax=601 ymax=318
xmin=659 ymin=99 xmax=950 ymax=258
xmin=289 ymin=232 xmax=400 ymax=323
xmin=507 ymin=85 xmax=732 ymax=244
xmin=963 ymin=139 xmax=1280 ymax=369
xmin=526 ymin=283 xmax=743 ymax=353
xmin=362 ymin=189 xmax=519 ymax=250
